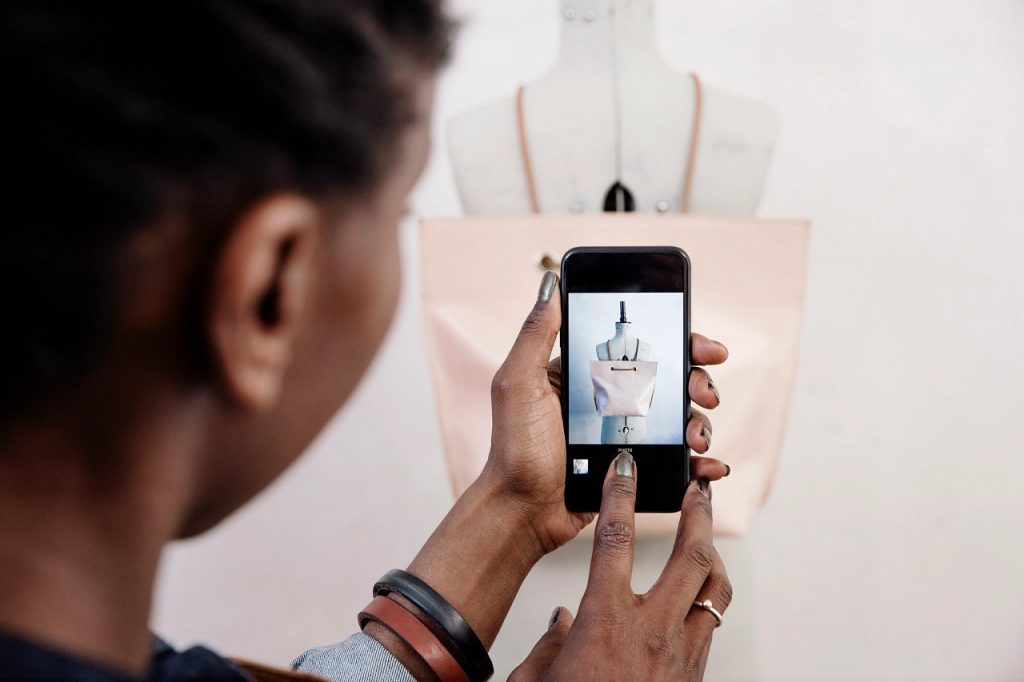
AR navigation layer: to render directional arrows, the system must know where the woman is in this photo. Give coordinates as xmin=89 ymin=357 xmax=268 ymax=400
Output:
xmin=0 ymin=2 xmax=732 ymax=680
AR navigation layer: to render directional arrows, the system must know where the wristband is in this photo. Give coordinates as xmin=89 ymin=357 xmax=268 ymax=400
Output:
xmin=374 ymin=569 xmax=493 ymax=682
xmin=359 ymin=596 xmax=470 ymax=682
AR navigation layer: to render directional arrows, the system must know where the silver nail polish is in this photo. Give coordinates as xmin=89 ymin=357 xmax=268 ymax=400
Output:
xmin=549 ymin=607 xmax=561 ymax=628
xmin=614 ymin=451 xmax=635 ymax=478
xmin=707 ymin=378 xmax=720 ymax=403
xmin=697 ymin=478 xmax=710 ymax=497
xmin=701 ymin=426 xmax=712 ymax=448
xmin=537 ymin=270 xmax=557 ymax=302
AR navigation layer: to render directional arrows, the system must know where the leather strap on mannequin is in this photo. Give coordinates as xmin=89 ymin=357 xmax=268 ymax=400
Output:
xmin=681 ymin=72 xmax=703 ymax=213
xmin=514 ymin=85 xmax=541 ymax=214
xmin=515 ymin=72 xmax=703 ymax=214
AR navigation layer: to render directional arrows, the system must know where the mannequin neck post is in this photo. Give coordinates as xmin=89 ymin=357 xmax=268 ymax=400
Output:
xmin=555 ymin=0 xmax=664 ymax=71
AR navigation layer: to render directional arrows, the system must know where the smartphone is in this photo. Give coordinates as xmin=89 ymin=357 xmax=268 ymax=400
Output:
xmin=560 ymin=246 xmax=691 ymax=512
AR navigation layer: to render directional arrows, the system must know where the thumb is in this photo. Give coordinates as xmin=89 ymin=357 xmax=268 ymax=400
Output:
xmin=508 ymin=606 xmax=574 ymax=682
xmin=498 ymin=271 xmax=561 ymax=381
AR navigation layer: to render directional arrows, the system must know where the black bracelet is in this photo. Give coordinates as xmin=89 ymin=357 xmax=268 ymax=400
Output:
xmin=373 ymin=569 xmax=493 ymax=682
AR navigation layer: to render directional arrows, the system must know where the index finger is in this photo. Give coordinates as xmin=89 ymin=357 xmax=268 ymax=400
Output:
xmin=584 ymin=452 xmax=638 ymax=599
xmin=691 ymin=333 xmax=728 ymax=366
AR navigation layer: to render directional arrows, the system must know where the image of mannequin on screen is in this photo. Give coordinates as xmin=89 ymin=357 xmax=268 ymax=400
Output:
xmin=568 ymin=293 xmax=685 ymax=445
xmin=594 ymin=301 xmax=654 ymax=444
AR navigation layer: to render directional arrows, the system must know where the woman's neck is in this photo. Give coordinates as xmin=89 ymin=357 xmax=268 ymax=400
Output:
xmin=0 ymin=393 xmax=198 ymax=674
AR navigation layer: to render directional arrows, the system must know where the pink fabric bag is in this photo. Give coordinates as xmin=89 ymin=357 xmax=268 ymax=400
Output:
xmin=590 ymin=360 xmax=658 ymax=417
xmin=420 ymin=213 xmax=809 ymax=536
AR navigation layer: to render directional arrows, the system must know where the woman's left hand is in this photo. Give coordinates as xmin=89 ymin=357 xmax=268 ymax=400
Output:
xmin=482 ymin=272 xmax=731 ymax=554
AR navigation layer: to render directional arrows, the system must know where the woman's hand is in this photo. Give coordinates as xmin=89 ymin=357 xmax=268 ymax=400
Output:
xmin=385 ymin=273 xmax=730 ymax=669
xmin=509 ymin=454 xmax=731 ymax=681
xmin=483 ymin=272 xmax=730 ymax=553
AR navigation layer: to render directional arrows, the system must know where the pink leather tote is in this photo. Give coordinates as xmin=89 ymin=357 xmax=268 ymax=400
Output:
xmin=590 ymin=360 xmax=658 ymax=417
xmin=420 ymin=213 xmax=809 ymax=536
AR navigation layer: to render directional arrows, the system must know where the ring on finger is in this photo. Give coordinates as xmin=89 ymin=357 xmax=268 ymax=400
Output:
xmin=691 ymin=599 xmax=723 ymax=627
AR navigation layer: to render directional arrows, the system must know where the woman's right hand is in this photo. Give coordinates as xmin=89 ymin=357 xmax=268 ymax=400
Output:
xmin=509 ymin=452 xmax=731 ymax=682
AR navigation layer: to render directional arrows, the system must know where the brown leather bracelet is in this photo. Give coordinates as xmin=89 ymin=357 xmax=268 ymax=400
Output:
xmin=359 ymin=596 xmax=470 ymax=682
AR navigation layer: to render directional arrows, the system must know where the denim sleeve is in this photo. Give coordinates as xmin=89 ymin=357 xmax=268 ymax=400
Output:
xmin=291 ymin=632 xmax=415 ymax=682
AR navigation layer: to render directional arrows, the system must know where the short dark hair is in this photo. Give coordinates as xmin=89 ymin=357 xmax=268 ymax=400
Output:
xmin=0 ymin=1 xmax=451 ymax=416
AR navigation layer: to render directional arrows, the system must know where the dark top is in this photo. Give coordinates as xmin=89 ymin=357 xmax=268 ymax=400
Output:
xmin=0 ymin=630 xmax=247 ymax=680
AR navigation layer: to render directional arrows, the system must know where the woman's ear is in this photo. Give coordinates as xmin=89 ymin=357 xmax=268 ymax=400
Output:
xmin=207 ymin=195 xmax=318 ymax=411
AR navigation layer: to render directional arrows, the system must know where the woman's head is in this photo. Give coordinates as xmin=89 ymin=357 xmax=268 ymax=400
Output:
xmin=0 ymin=1 xmax=450 ymax=533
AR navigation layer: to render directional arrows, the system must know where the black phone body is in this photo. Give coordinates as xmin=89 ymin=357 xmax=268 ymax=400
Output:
xmin=560 ymin=246 xmax=691 ymax=513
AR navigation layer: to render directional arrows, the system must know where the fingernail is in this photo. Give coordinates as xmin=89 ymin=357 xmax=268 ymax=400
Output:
xmin=724 ymin=464 xmax=731 ymax=477
xmin=708 ymin=379 xmax=720 ymax=403
xmin=697 ymin=478 xmax=710 ymax=498
xmin=549 ymin=607 xmax=561 ymax=628
xmin=701 ymin=425 xmax=712 ymax=448
xmin=716 ymin=340 xmax=729 ymax=357
xmin=537 ymin=271 xmax=557 ymax=303
xmin=613 ymin=451 xmax=636 ymax=478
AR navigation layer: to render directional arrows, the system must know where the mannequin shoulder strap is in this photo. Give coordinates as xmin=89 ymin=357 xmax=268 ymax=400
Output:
xmin=515 ymin=85 xmax=541 ymax=214
xmin=681 ymin=72 xmax=703 ymax=214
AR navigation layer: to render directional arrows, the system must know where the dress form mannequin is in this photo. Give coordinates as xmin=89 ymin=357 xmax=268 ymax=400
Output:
xmin=447 ymin=0 xmax=779 ymax=216
xmin=446 ymin=8 xmax=769 ymax=673
xmin=595 ymin=302 xmax=652 ymax=444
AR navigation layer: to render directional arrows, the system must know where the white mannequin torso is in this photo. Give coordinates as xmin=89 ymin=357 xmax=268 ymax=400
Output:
xmin=596 ymin=323 xmax=651 ymax=361
xmin=597 ymin=322 xmax=652 ymax=444
xmin=448 ymin=0 xmax=779 ymax=216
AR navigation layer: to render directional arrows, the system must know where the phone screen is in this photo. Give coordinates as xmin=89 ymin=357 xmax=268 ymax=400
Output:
xmin=560 ymin=247 xmax=690 ymax=512
xmin=567 ymin=292 xmax=687 ymax=445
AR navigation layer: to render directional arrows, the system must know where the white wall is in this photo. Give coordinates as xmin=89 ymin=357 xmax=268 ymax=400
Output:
xmin=153 ymin=1 xmax=1024 ymax=679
